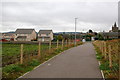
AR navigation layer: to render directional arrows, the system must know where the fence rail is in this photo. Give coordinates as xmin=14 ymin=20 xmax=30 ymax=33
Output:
xmin=93 ymin=39 xmax=119 ymax=80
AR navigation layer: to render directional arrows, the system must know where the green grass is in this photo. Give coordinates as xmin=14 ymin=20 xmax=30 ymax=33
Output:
xmin=0 ymin=68 xmax=2 ymax=73
xmin=2 ymin=43 xmax=57 ymax=66
xmin=2 ymin=44 xmax=20 ymax=57
xmin=2 ymin=43 xmax=56 ymax=57
xmin=27 ymin=59 xmax=40 ymax=66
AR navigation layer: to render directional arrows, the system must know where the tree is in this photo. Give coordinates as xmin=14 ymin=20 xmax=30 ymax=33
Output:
xmin=97 ymin=34 xmax=104 ymax=40
xmin=88 ymin=29 xmax=93 ymax=33
xmin=57 ymin=35 xmax=63 ymax=41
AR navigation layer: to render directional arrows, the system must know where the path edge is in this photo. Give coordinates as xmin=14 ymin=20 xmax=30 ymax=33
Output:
xmin=95 ymin=50 xmax=105 ymax=80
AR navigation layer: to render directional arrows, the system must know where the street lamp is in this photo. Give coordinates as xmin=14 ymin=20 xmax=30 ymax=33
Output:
xmin=75 ymin=18 xmax=78 ymax=46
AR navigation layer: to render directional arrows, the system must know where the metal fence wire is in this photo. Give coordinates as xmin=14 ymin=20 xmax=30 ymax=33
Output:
xmin=2 ymin=40 xmax=82 ymax=67
xmin=93 ymin=39 xmax=119 ymax=80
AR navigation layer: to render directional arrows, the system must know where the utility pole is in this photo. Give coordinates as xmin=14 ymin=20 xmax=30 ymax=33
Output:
xmin=75 ymin=18 xmax=77 ymax=46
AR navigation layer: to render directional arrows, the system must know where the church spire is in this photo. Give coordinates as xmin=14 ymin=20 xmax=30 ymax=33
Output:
xmin=114 ymin=22 xmax=117 ymax=27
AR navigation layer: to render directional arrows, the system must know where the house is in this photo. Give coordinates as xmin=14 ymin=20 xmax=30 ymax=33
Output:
xmin=2 ymin=32 xmax=15 ymax=41
xmin=14 ymin=29 xmax=36 ymax=41
xmin=38 ymin=30 xmax=53 ymax=42
xmin=99 ymin=22 xmax=119 ymax=39
xmin=99 ymin=32 xmax=119 ymax=39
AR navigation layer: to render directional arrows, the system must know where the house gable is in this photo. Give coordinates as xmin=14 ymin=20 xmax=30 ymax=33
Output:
xmin=38 ymin=30 xmax=53 ymax=41
xmin=15 ymin=29 xmax=36 ymax=41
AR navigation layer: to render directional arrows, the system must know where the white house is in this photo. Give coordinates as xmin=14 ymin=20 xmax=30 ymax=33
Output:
xmin=38 ymin=30 xmax=53 ymax=42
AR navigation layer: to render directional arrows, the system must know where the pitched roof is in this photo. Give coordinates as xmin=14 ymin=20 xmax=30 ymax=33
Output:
xmin=38 ymin=30 xmax=53 ymax=34
xmin=2 ymin=33 xmax=14 ymax=36
xmin=99 ymin=32 xmax=119 ymax=36
xmin=15 ymin=29 xmax=35 ymax=34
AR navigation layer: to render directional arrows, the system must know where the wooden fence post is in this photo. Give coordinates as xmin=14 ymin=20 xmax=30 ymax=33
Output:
xmin=104 ymin=41 xmax=107 ymax=59
xmin=108 ymin=45 xmax=112 ymax=68
xmin=57 ymin=40 xmax=59 ymax=49
xmin=100 ymin=42 xmax=101 ymax=50
xmin=68 ymin=39 xmax=70 ymax=46
xmin=102 ymin=41 xmax=104 ymax=56
xmin=38 ymin=42 xmax=41 ymax=57
xmin=101 ymin=42 xmax=103 ymax=55
xmin=66 ymin=40 xmax=67 ymax=47
xmin=20 ymin=44 xmax=23 ymax=64
xmin=67 ymin=39 xmax=70 ymax=47
xmin=62 ymin=39 xmax=64 ymax=50
xmin=49 ymin=40 xmax=51 ymax=53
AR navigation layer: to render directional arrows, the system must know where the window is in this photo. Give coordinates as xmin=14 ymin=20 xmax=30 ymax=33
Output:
xmin=46 ymin=34 xmax=49 ymax=36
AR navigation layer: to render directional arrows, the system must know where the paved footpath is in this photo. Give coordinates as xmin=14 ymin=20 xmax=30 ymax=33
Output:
xmin=19 ymin=42 xmax=102 ymax=78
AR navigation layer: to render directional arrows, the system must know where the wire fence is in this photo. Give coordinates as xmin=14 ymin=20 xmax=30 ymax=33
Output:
xmin=2 ymin=40 xmax=82 ymax=67
xmin=93 ymin=39 xmax=119 ymax=80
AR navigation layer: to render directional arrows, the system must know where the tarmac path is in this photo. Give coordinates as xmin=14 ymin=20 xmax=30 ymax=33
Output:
xmin=19 ymin=42 xmax=102 ymax=79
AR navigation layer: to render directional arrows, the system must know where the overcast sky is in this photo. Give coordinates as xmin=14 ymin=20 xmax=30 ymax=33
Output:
xmin=0 ymin=0 xmax=119 ymax=33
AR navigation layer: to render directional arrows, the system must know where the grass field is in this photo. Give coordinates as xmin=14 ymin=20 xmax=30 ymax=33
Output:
xmin=2 ymin=43 xmax=57 ymax=66
xmin=2 ymin=43 xmax=56 ymax=57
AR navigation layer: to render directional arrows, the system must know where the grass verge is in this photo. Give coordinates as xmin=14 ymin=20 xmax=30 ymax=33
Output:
xmin=93 ymin=44 xmax=119 ymax=79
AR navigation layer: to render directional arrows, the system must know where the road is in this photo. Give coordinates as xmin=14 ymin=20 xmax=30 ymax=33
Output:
xmin=18 ymin=42 xmax=102 ymax=79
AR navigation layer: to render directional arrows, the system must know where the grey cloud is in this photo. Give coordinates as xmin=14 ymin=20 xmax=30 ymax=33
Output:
xmin=1 ymin=1 xmax=118 ymax=32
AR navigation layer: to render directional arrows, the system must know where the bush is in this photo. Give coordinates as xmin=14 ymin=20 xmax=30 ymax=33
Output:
xmin=96 ymin=53 xmax=103 ymax=60
xmin=28 ymin=59 xmax=40 ymax=66
xmin=112 ymin=63 xmax=119 ymax=70
xmin=3 ymin=64 xmax=23 ymax=73
xmin=99 ymin=62 xmax=110 ymax=70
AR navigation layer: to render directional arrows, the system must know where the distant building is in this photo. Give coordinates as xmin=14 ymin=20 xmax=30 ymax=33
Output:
xmin=100 ymin=22 xmax=119 ymax=39
xmin=91 ymin=37 xmax=95 ymax=41
xmin=2 ymin=33 xmax=15 ymax=41
xmin=38 ymin=30 xmax=53 ymax=42
xmin=99 ymin=32 xmax=119 ymax=39
xmin=111 ymin=22 xmax=119 ymax=32
xmin=14 ymin=29 xmax=36 ymax=41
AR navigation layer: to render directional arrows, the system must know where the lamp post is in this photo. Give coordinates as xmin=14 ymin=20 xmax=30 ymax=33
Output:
xmin=75 ymin=18 xmax=78 ymax=46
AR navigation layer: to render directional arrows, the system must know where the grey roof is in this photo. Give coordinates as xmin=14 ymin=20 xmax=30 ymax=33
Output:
xmin=15 ymin=29 xmax=35 ymax=34
xmin=2 ymin=33 xmax=14 ymax=36
xmin=17 ymin=36 xmax=27 ymax=38
xmin=38 ymin=30 xmax=53 ymax=34
xmin=99 ymin=32 xmax=119 ymax=36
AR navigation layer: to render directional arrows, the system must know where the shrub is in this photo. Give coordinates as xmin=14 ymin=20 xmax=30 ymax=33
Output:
xmin=96 ymin=54 xmax=103 ymax=61
xmin=28 ymin=59 xmax=40 ymax=66
xmin=3 ymin=64 xmax=23 ymax=73
xmin=112 ymin=63 xmax=119 ymax=70
xmin=99 ymin=62 xmax=110 ymax=70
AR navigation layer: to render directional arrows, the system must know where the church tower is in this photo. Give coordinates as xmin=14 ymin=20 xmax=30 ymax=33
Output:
xmin=112 ymin=22 xmax=118 ymax=32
